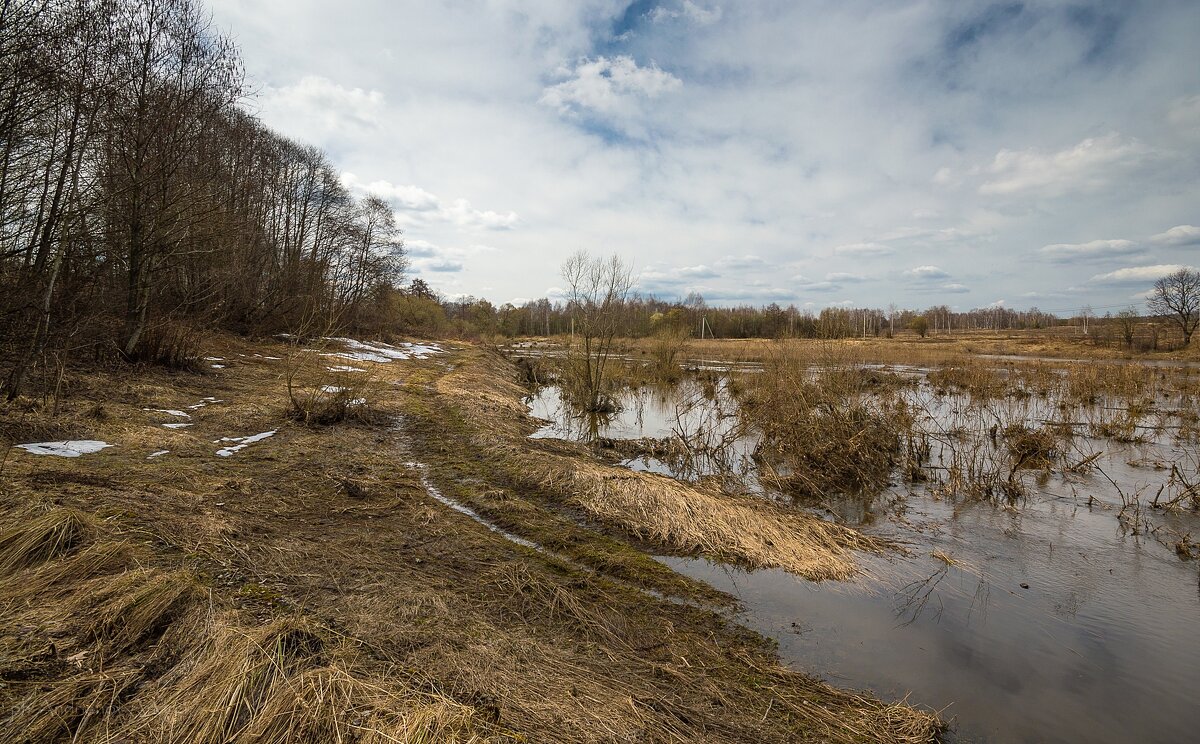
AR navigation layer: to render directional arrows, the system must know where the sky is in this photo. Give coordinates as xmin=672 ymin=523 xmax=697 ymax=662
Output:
xmin=207 ymin=0 xmax=1200 ymax=314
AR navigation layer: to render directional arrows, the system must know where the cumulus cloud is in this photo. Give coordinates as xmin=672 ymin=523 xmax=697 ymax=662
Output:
xmin=648 ymin=1 xmax=723 ymax=26
xmin=211 ymin=1 xmax=1200 ymax=310
xmin=1149 ymin=225 xmax=1200 ymax=247
xmin=540 ymin=56 xmax=681 ymax=116
xmin=903 ymin=265 xmax=951 ymax=281
xmin=341 ymin=174 xmax=518 ymax=230
xmin=978 ymin=134 xmax=1151 ymax=197
xmin=1039 ymin=239 xmax=1141 ymax=261
xmin=261 ymin=76 xmax=384 ymax=131
xmin=1089 ymin=264 xmax=1194 ymax=285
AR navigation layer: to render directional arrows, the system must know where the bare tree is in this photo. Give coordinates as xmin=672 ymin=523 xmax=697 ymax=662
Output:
xmin=1116 ymin=307 xmax=1139 ymax=349
xmin=561 ymin=250 xmax=634 ymax=413
xmin=1147 ymin=268 xmax=1199 ymax=346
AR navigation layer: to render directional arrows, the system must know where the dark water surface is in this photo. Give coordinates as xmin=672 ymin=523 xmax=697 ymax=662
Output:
xmin=527 ymin=376 xmax=1200 ymax=743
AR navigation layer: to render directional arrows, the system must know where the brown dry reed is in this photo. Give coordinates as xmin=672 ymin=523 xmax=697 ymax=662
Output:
xmin=741 ymin=343 xmax=909 ymax=500
xmin=0 ymin=508 xmax=502 ymax=744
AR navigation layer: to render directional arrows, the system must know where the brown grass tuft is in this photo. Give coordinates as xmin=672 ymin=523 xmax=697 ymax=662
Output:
xmin=0 ymin=508 xmax=97 ymax=575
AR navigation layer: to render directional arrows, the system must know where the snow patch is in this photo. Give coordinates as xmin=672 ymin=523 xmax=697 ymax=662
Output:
xmin=327 ymin=365 xmax=365 ymax=373
xmin=148 ymin=450 xmax=170 ymax=459
xmin=204 ymin=356 xmax=224 ymax=361
xmin=210 ymin=364 xmax=225 ymax=369
xmin=15 ymin=440 xmax=113 ymax=458
xmin=163 ymin=422 xmax=192 ymax=429
xmin=215 ymin=430 xmax=277 ymax=457
xmin=319 ymin=385 xmax=347 ymax=394
xmin=321 ymin=337 xmax=442 ymax=364
xmin=145 ymin=408 xmax=190 ymax=418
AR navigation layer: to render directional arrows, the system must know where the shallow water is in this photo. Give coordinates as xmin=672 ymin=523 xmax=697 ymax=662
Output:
xmin=527 ymin=373 xmax=1200 ymax=743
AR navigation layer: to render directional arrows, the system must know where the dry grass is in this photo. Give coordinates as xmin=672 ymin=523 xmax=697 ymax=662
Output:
xmin=436 ymin=358 xmax=886 ymax=581
xmin=0 ymin=335 xmax=941 ymax=743
xmin=740 ymin=344 xmax=910 ymax=500
xmin=0 ymin=508 xmax=97 ymax=574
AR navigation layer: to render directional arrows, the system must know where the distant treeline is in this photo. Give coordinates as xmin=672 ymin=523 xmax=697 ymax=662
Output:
xmin=426 ymin=291 xmax=1184 ymax=350
xmin=435 ymin=294 xmax=1064 ymax=339
xmin=1 ymin=0 xmax=410 ymax=398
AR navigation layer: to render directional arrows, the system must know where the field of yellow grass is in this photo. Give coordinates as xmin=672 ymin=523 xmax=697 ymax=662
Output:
xmin=0 ymin=335 xmax=940 ymax=743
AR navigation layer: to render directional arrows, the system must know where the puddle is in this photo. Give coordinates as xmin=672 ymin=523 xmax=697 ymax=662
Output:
xmin=528 ymin=369 xmax=1200 ymax=743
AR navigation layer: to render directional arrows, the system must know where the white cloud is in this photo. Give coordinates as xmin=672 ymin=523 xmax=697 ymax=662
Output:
xmin=1039 ymin=239 xmax=1140 ymax=261
xmin=1149 ymin=225 xmax=1200 ymax=247
xmin=540 ymin=55 xmax=682 ymax=116
xmin=649 ymin=1 xmax=723 ymax=26
xmin=825 ymin=272 xmax=867 ymax=282
xmin=1089 ymin=264 xmax=1194 ymax=285
xmin=979 ymin=134 xmax=1151 ymax=197
xmin=834 ymin=242 xmax=893 ymax=257
xmin=210 ymin=1 xmax=1200 ymax=311
xmin=341 ymin=174 xmax=518 ymax=230
xmin=714 ymin=254 xmax=765 ymax=270
xmin=903 ymin=265 xmax=950 ymax=280
xmin=261 ymin=76 xmax=384 ymax=131
xmin=1168 ymin=95 xmax=1200 ymax=133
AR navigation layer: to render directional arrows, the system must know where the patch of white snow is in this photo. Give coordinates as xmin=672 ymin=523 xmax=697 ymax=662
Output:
xmin=15 ymin=440 xmax=113 ymax=458
xmin=215 ymin=430 xmax=277 ymax=457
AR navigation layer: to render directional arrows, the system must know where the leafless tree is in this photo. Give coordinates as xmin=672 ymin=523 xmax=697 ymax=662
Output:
xmin=1147 ymin=268 xmax=1199 ymax=346
xmin=561 ymin=250 xmax=634 ymax=412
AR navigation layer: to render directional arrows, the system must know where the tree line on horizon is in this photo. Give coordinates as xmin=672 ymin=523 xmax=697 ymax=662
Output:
xmin=429 ymin=286 xmax=1193 ymax=351
xmin=0 ymin=0 xmax=412 ymax=400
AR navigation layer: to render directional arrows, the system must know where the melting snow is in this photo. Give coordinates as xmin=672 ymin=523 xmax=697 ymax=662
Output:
xmin=186 ymin=396 xmax=222 ymax=410
xmin=319 ymin=385 xmax=347 ymax=394
xmin=321 ymin=337 xmax=442 ymax=364
xmin=327 ymin=365 xmax=365 ymax=373
xmin=204 ymin=356 xmax=224 ymax=361
xmin=15 ymin=440 xmax=113 ymax=458
xmin=145 ymin=408 xmax=190 ymax=418
xmin=215 ymin=430 xmax=277 ymax=457
xmin=163 ymin=422 xmax=192 ymax=429
xmin=210 ymin=363 xmax=225 ymax=369
xmin=148 ymin=450 xmax=169 ymax=459
xmin=406 ymin=462 xmax=538 ymax=550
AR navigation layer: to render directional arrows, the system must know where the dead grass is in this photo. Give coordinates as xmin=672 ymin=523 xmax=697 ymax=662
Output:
xmin=0 ymin=334 xmax=941 ymax=743
xmin=0 ymin=507 xmax=97 ymax=574
xmin=435 ymin=357 xmax=886 ymax=581
xmin=741 ymin=344 xmax=910 ymax=500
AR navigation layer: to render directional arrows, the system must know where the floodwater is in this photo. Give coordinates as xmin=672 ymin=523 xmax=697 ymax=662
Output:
xmin=525 ymin=372 xmax=1200 ymax=744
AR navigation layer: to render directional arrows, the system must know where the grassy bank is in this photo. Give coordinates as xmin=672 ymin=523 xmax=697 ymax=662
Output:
xmin=0 ymin=335 xmax=939 ymax=742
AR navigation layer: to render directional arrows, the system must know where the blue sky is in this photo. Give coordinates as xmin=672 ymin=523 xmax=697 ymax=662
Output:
xmin=209 ymin=0 xmax=1200 ymax=313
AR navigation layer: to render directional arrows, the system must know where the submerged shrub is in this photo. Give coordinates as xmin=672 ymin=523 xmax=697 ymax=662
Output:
xmin=742 ymin=345 xmax=907 ymax=499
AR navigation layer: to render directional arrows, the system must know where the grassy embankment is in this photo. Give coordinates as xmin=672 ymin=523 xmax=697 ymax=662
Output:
xmin=0 ymin=335 xmax=939 ymax=743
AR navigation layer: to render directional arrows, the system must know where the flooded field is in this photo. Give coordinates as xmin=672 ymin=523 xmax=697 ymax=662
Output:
xmin=524 ymin=358 xmax=1200 ymax=743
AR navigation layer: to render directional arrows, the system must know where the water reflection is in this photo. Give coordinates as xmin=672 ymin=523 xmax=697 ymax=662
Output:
xmin=526 ymin=373 xmax=1200 ymax=743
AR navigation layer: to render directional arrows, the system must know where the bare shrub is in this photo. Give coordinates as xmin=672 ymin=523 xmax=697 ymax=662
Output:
xmin=742 ymin=344 xmax=907 ymax=499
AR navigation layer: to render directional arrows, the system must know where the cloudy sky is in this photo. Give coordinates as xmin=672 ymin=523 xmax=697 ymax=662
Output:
xmin=208 ymin=0 xmax=1200 ymax=313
